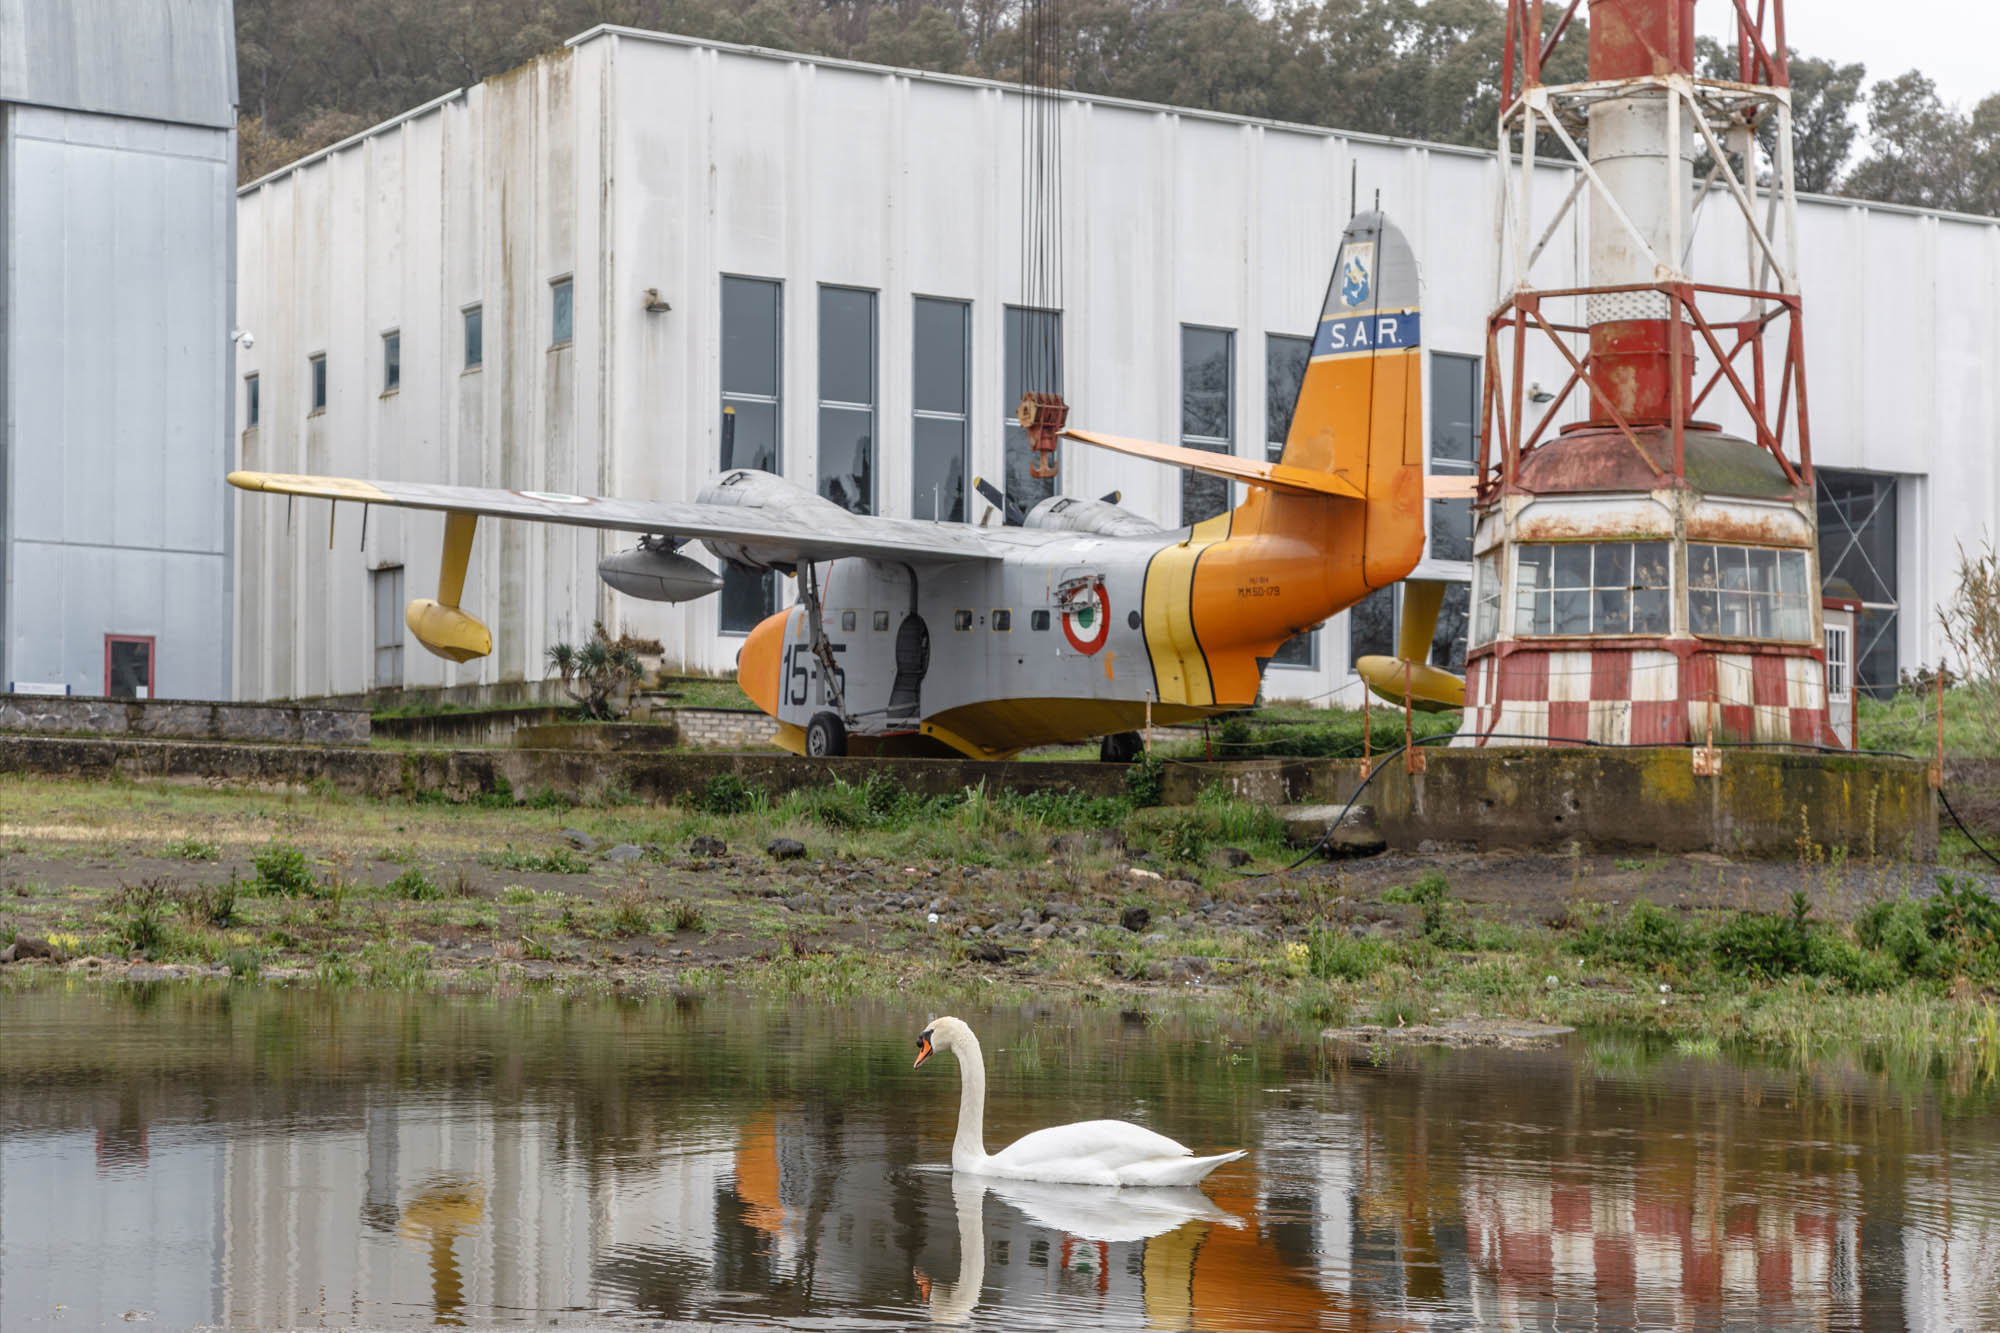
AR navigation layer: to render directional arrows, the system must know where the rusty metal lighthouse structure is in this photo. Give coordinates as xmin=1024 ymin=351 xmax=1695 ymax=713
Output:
xmin=1461 ymin=0 xmax=1838 ymax=748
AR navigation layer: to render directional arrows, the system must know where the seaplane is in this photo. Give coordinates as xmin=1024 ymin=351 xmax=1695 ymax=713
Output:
xmin=229 ymin=212 xmax=1466 ymax=760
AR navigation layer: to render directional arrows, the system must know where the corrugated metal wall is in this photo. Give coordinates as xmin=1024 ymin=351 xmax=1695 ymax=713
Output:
xmin=0 ymin=0 xmax=236 ymax=699
xmin=232 ymin=28 xmax=2000 ymax=704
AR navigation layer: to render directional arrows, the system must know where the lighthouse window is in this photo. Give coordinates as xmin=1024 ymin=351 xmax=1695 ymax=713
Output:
xmin=1515 ymin=541 xmax=1672 ymax=637
xmin=1688 ymin=544 xmax=1812 ymax=642
xmin=1472 ymin=553 xmax=1501 ymax=646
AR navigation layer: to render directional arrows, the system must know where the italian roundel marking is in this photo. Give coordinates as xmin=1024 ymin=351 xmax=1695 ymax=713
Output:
xmin=1062 ymin=580 xmax=1111 ymax=654
xmin=512 ymin=489 xmax=592 ymax=505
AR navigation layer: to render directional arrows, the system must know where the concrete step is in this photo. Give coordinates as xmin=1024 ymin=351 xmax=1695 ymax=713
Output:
xmin=1279 ymin=803 xmax=1385 ymax=857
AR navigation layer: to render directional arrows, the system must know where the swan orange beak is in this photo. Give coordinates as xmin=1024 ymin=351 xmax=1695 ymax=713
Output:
xmin=913 ymin=1034 xmax=933 ymax=1068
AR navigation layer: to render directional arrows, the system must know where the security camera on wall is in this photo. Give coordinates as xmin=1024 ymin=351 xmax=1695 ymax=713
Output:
xmin=232 ymin=328 xmax=255 ymax=350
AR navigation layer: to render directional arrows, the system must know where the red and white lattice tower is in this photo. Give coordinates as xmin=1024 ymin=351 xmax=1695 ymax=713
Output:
xmin=1460 ymin=0 xmax=1839 ymax=748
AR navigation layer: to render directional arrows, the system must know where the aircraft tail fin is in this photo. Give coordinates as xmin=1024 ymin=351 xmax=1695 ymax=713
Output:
xmin=1279 ymin=211 xmax=1425 ymax=588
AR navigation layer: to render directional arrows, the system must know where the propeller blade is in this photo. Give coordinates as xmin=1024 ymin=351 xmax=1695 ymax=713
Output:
xmin=974 ymin=477 xmax=1025 ymax=526
xmin=1100 ymin=490 xmax=1122 ymax=504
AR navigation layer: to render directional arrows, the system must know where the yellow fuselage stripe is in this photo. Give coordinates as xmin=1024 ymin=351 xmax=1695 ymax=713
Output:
xmin=1141 ymin=511 xmax=1234 ymax=707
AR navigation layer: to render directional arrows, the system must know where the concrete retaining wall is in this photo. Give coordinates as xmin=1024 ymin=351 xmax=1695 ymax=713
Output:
xmin=1175 ymin=748 xmax=1937 ymax=860
xmin=0 ymin=694 xmax=368 ymax=745
xmin=371 ymin=706 xmax=568 ymax=747
xmin=0 ymin=735 xmax=1934 ymax=859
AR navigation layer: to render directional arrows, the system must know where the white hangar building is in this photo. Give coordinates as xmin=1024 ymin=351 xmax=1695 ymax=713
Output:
xmin=231 ymin=23 xmax=1993 ymax=706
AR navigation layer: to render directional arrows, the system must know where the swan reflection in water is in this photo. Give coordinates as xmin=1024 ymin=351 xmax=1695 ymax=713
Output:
xmin=917 ymin=1171 xmax=1241 ymax=1325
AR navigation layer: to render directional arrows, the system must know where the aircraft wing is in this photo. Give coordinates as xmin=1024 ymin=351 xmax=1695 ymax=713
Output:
xmin=227 ymin=471 xmax=1001 ymax=565
xmin=1062 ymin=429 xmax=1367 ymax=500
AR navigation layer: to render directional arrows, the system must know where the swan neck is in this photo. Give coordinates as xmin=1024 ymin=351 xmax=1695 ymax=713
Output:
xmin=951 ymin=1031 xmax=988 ymax=1169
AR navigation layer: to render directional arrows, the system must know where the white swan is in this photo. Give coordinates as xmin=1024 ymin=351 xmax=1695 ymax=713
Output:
xmin=913 ymin=1016 xmax=1247 ymax=1187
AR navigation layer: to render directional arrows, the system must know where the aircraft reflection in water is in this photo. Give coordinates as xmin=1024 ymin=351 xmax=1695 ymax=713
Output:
xmin=6 ymin=997 xmax=2000 ymax=1330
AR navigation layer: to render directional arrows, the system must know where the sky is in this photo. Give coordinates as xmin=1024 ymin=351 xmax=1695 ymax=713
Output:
xmin=1694 ymin=0 xmax=2000 ymax=110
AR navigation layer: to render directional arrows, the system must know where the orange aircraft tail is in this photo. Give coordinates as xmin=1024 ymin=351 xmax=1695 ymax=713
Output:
xmin=1275 ymin=209 xmax=1426 ymax=591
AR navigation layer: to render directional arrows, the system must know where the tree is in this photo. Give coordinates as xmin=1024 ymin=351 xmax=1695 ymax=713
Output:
xmin=1787 ymin=54 xmax=1866 ymax=195
xmin=1843 ymin=71 xmax=1973 ymax=211
xmin=546 ymin=622 xmax=648 ymax=720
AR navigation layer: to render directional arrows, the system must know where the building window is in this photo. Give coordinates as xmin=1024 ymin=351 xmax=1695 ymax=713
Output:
xmin=1271 ymin=629 xmax=1318 ymax=668
xmin=914 ymin=297 xmax=970 ymax=521
xmin=1687 ymin=544 xmax=1812 ymax=642
xmin=550 ymin=277 xmax=573 ymax=346
xmin=720 ymin=276 xmax=783 ymax=631
xmin=1267 ymin=333 xmax=1316 ymax=665
xmin=104 ymin=636 xmax=155 ymax=699
xmin=1817 ymin=469 xmax=1899 ymax=697
xmin=463 ymin=305 xmax=483 ymax=370
xmin=1515 ymin=541 xmax=1674 ymax=637
xmin=309 ymin=353 xmax=326 ymax=412
xmin=1265 ymin=333 xmax=1312 ymax=463
xmin=1181 ymin=325 xmax=1234 ymax=527
xmin=1429 ymin=352 xmax=1478 ymax=561
xmin=372 ymin=566 xmax=405 ymax=688
xmin=245 ymin=374 xmax=260 ymax=428
xmin=817 ymin=286 xmax=877 ymax=514
xmin=1004 ymin=306 xmax=1062 ymax=516
xmin=1349 ymin=587 xmax=1396 ymax=666
xmin=1348 ymin=585 xmax=1469 ymax=673
xmin=382 ymin=330 xmax=401 ymax=393
xmin=1472 ymin=552 xmax=1502 ymax=647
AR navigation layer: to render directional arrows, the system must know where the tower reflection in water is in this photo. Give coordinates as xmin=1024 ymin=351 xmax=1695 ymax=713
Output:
xmin=2 ymin=992 xmax=1997 ymax=1330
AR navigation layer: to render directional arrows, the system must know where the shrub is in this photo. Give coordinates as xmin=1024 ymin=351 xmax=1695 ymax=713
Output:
xmin=1711 ymin=897 xmax=1813 ymax=980
xmin=607 ymin=889 xmax=652 ymax=936
xmin=385 ymin=866 xmax=443 ymax=900
xmin=691 ymin=772 xmax=764 ymax=816
xmin=1124 ymin=752 xmax=1166 ymax=807
xmin=1306 ymin=927 xmax=1387 ymax=981
xmin=253 ymin=843 xmax=320 ymax=898
xmin=1407 ymin=871 xmax=1469 ymax=949
xmin=1159 ymin=812 xmax=1211 ymax=866
xmin=360 ymin=939 xmax=433 ymax=988
xmin=483 ymin=846 xmax=591 ymax=874
xmin=110 ymin=879 xmax=171 ymax=955
xmin=1568 ymin=900 xmax=1706 ymax=972
xmin=177 ymin=876 xmax=240 ymax=928
xmin=663 ymin=897 xmax=709 ymax=933
xmin=547 ymin=620 xmax=647 ymax=720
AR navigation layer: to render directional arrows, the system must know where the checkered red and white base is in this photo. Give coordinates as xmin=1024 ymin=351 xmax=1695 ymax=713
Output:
xmin=1457 ymin=646 xmax=1840 ymax=748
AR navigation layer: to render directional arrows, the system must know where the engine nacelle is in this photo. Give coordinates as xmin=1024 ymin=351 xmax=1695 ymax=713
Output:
xmin=694 ymin=468 xmax=847 ymax=571
xmin=1023 ymin=495 xmax=1163 ymax=537
xmin=597 ymin=546 xmax=725 ymax=603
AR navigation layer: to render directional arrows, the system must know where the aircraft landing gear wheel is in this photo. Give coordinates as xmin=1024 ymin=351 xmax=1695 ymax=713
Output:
xmin=806 ymin=712 xmax=848 ymax=758
xmin=1099 ymin=731 xmax=1143 ymax=764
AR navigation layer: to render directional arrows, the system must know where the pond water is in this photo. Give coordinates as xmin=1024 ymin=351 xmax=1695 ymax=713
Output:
xmin=3 ymin=984 xmax=1998 ymax=1331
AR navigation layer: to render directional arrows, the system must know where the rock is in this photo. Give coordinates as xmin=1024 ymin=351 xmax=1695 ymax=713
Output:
xmin=1120 ymin=905 xmax=1152 ymax=933
xmin=1031 ymin=921 xmax=1058 ymax=939
xmin=967 ymin=940 xmax=1009 ymax=964
xmin=1126 ymin=867 xmax=1163 ymax=882
xmin=1280 ymin=805 xmax=1386 ymax=857
xmin=604 ymin=843 xmax=645 ymax=864
xmin=766 ymin=837 xmax=808 ymax=861
xmin=561 ymin=828 xmax=596 ymax=851
xmin=0 ymin=935 xmax=60 ymax=964
xmin=1212 ymin=846 xmax=1253 ymax=868
xmin=1050 ymin=829 xmax=1124 ymax=856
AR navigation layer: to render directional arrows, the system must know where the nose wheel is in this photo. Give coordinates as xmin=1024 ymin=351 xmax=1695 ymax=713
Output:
xmin=1099 ymin=731 xmax=1142 ymax=763
xmin=806 ymin=712 xmax=848 ymax=758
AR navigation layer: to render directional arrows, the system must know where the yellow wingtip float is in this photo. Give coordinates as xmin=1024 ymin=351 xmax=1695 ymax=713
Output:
xmin=230 ymin=210 xmax=1465 ymax=757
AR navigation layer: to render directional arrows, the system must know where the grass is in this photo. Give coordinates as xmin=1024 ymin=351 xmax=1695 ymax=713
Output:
xmin=1 ymin=770 xmax=1998 ymax=1086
